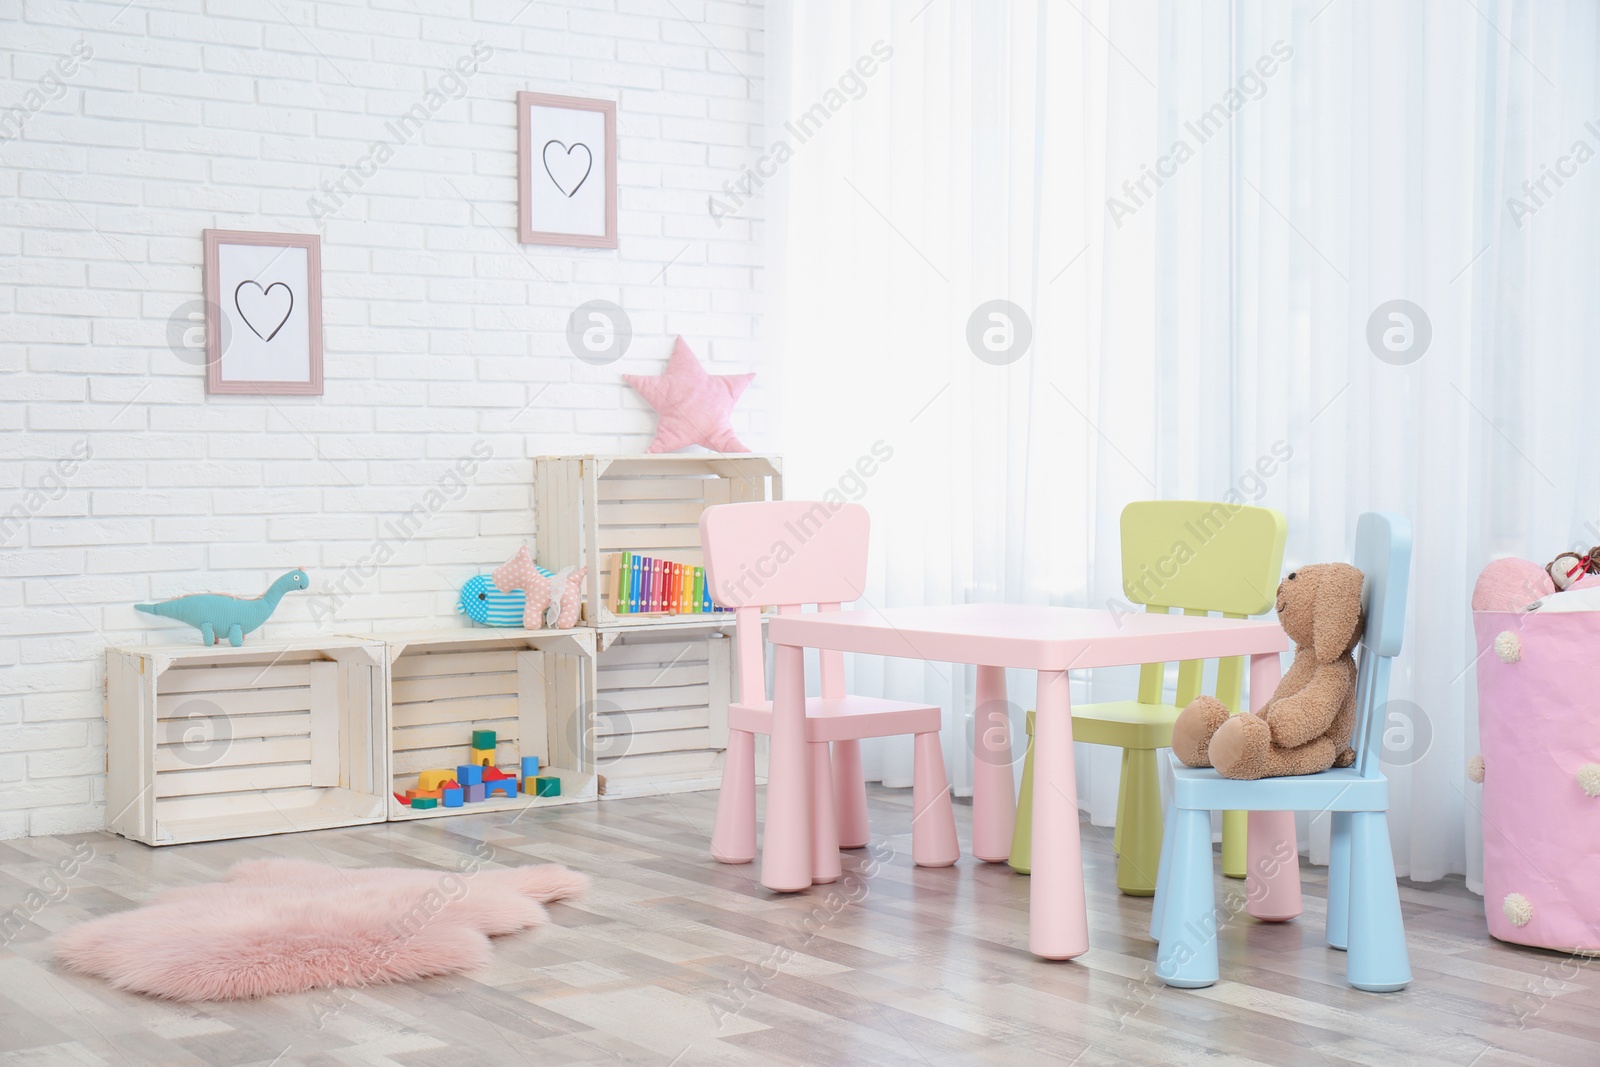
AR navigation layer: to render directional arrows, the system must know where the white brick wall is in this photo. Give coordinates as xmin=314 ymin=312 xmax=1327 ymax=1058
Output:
xmin=0 ymin=0 xmax=768 ymax=838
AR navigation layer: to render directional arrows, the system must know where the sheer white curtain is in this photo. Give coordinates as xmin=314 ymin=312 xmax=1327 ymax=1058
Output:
xmin=765 ymin=0 xmax=1133 ymax=810
xmin=766 ymin=0 xmax=1600 ymax=889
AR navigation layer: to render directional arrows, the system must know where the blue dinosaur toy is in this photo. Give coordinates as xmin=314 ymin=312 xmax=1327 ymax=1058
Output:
xmin=135 ymin=569 xmax=309 ymax=646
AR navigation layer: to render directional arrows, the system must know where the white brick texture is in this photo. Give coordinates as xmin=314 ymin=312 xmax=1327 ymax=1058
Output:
xmin=0 ymin=0 xmax=768 ymax=838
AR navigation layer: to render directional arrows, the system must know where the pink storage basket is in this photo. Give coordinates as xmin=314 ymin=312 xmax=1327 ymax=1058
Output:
xmin=1474 ymin=609 xmax=1600 ymax=953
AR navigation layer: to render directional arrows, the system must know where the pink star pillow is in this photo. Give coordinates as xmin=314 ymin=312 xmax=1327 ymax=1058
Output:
xmin=624 ymin=337 xmax=754 ymax=453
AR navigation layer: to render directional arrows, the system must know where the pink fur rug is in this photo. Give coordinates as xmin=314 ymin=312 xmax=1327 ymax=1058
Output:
xmin=52 ymin=858 xmax=588 ymax=1001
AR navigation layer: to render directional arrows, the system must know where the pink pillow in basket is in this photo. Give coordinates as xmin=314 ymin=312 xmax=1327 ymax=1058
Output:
xmin=1473 ymin=558 xmax=1555 ymax=612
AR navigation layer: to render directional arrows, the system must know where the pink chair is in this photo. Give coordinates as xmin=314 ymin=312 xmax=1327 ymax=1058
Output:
xmin=699 ymin=501 xmax=960 ymax=879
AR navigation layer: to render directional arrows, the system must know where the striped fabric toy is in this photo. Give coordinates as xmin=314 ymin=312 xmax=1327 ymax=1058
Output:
xmin=457 ymin=570 xmax=551 ymax=627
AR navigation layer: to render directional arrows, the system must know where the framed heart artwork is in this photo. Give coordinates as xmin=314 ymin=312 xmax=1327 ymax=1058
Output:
xmin=517 ymin=92 xmax=617 ymax=249
xmin=201 ymin=229 xmax=324 ymax=395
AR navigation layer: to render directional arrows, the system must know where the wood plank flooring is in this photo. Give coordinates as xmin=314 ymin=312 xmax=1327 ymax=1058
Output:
xmin=0 ymin=786 xmax=1591 ymax=1066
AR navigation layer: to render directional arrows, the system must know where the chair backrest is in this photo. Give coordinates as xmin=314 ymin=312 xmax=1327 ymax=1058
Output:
xmin=699 ymin=501 xmax=869 ymax=704
xmin=1119 ymin=501 xmax=1288 ymax=711
xmin=1349 ymin=511 xmax=1413 ymax=778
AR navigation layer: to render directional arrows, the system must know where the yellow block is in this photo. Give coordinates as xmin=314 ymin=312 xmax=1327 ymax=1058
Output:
xmin=417 ymin=769 xmax=455 ymax=791
xmin=470 ymin=747 xmax=495 ymax=767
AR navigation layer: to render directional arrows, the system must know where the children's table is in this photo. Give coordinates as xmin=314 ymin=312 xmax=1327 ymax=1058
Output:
xmin=763 ymin=603 xmax=1295 ymax=960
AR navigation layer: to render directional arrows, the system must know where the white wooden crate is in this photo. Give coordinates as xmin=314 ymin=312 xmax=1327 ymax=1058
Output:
xmin=104 ymin=637 xmax=388 ymax=846
xmin=534 ymin=453 xmax=782 ymax=628
xmin=590 ymin=617 xmax=743 ymax=796
xmin=380 ymin=628 xmax=599 ymax=820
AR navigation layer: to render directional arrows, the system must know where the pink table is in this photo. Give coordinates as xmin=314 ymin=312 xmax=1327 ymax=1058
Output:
xmin=764 ymin=603 xmax=1295 ymax=960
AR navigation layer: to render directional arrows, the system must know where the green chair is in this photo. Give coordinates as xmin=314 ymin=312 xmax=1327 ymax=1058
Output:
xmin=1009 ymin=500 xmax=1287 ymax=895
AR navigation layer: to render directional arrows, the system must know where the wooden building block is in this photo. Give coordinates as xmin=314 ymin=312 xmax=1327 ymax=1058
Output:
xmin=417 ymin=769 xmax=455 ymax=791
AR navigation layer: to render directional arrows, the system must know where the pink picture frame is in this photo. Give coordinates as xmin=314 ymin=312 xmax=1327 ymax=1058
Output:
xmin=202 ymin=229 xmax=324 ymax=396
xmin=517 ymin=92 xmax=618 ymax=249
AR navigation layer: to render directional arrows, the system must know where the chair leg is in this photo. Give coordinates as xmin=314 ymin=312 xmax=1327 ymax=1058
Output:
xmin=1326 ymin=811 xmax=1352 ymax=951
xmin=1345 ymin=811 xmax=1410 ymax=992
xmin=831 ymin=739 xmax=871 ymax=849
xmin=710 ymin=728 xmax=756 ymax=864
xmin=911 ymin=731 xmax=960 ymax=867
xmin=1220 ymin=810 xmax=1247 ymax=879
xmin=1155 ymin=806 xmax=1220 ymax=988
xmin=1008 ymin=724 xmax=1036 ymax=874
xmin=1245 ymin=810 xmax=1303 ymax=922
xmin=1150 ymin=797 xmax=1179 ymax=940
xmin=809 ymin=742 xmax=842 ymax=884
xmin=1116 ymin=747 xmax=1163 ymax=896
xmin=1113 ymin=749 xmax=1129 ymax=858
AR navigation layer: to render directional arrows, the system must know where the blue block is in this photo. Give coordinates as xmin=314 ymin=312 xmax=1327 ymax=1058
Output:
xmin=484 ymin=778 xmax=517 ymax=799
xmin=456 ymin=764 xmax=483 ymax=786
xmin=442 ymin=786 xmax=464 ymax=808
xmin=521 ymin=755 xmax=541 ymax=779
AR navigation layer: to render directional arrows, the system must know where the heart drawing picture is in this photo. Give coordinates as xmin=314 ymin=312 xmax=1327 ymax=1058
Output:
xmin=234 ymin=280 xmax=294 ymax=342
xmin=542 ymin=140 xmax=593 ymax=198
xmin=515 ymin=94 xmax=615 ymax=249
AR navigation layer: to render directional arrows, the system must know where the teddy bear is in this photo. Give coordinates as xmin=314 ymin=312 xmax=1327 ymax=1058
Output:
xmin=1171 ymin=562 xmax=1365 ymax=779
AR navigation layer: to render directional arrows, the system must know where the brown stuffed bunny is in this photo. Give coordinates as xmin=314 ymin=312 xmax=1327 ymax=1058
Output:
xmin=1171 ymin=563 xmax=1365 ymax=779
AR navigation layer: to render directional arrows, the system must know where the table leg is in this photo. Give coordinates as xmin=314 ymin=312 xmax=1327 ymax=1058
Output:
xmin=1029 ymin=669 xmax=1089 ymax=960
xmin=971 ymin=664 xmax=1015 ymax=862
xmin=760 ymin=642 xmax=813 ymax=892
xmin=1244 ymin=650 xmax=1302 ymax=922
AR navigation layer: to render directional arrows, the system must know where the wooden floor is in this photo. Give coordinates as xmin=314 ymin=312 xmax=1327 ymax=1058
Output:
xmin=0 ymin=786 xmax=1592 ymax=1066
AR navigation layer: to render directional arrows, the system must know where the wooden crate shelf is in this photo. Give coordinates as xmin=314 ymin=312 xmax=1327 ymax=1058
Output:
xmin=589 ymin=617 xmax=741 ymax=797
xmin=378 ymin=628 xmax=599 ymax=820
xmin=105 ymin=637 xmax=388 ymax=846
xmin=534 ymin=453 xmax=781 ymax=629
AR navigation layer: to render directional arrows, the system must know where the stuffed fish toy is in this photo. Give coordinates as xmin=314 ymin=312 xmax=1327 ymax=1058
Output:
xmin=458 ymin=547 xmax=586 ymax=629
xmin=457 ymin=574 xmax=531 ymax=626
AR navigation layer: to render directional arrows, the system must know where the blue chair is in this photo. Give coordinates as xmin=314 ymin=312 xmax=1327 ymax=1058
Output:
xmin=1150 ymin=511 xmax=1413 ymax=992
